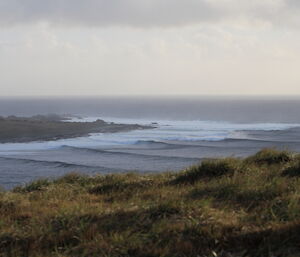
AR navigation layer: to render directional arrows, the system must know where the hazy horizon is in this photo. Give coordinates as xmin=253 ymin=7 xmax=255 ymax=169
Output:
xmin=2 ymin=94 xmax=300 ymax=98
xmin=0 ymin=96 xmax=300 ymax=123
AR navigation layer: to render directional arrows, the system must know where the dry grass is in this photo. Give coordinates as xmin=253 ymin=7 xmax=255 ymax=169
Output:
xmin=1 ymin=149 xmax=300 ymax=257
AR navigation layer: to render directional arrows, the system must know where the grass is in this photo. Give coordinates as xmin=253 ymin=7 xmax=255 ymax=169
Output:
xmin=245 ymin=148 xmax=292 ymax=165
xmin=172 ymin=158 xmax=240 ymax=184
xmin=2 ymin=149 xmax=300 ymax=256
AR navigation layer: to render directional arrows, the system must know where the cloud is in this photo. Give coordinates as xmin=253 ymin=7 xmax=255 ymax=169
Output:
xmin=0 ymin=0 xmax=299 ymax=28
xmin=0 ymin=0 xmax=221 ymax=27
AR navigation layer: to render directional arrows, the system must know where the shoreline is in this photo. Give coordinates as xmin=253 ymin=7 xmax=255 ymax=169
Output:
xmin=0 ymin=115 xmax=154 ymax=144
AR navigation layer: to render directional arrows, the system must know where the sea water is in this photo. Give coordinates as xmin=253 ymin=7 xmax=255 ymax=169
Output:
xmin=1 ymin=96 xmax=300 ymax=189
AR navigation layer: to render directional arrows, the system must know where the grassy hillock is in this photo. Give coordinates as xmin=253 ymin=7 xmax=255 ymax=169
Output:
xmin=2 ymin=149 xmax=300 ymax=257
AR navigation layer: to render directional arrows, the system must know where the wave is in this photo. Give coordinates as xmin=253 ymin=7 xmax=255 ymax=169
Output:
xmin=132 ymin=138 xmax=300 ymax=148
xmin=134 ymin=140 xmax=187 ymax=148
xmin=223 ymin=138 xmax=278 ymax=143
xmin=204 ymin=137 xmax=300 ymax=145
xmin=133 ymin=140 xmax=232 ymax=149
xmin=72 ymin=116 xmax=300 ymax=130
xmin=60 ymin=145 xmax=201 ymax=161
xmin=135 ymin=138 xmax=274 ymax=146
xmin=0 ymin=156 xmax=124 ymax=172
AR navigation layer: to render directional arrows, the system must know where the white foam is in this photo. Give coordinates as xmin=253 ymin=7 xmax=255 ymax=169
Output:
xmin=0 ymin=117 xmax=299 ymax=154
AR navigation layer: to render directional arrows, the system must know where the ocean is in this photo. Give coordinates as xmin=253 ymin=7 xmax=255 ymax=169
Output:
xmin=1 ymin=96 xmax=300 ymax=190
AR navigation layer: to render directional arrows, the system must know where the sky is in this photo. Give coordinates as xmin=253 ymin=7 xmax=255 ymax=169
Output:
xmin=0 ymin=0 xmax=300 ymax=96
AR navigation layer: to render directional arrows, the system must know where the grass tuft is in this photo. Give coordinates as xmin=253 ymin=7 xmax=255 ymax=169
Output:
xmin=172 ymin=158 xmax=239 ymax=184
xmin=146 ymin=202 xmax=182 ymax=220
xmin=245 ymin=148 xmax=292 ymax=165
xmin=89 ymin=180 xmax=153 ymax=195
xmin=13 ymin=178 xmax=51 ymax=193
xmin=55 ymin=172 xmax=91 ymax=185
xmin=282 ymin=159 xmax=300 ymax=177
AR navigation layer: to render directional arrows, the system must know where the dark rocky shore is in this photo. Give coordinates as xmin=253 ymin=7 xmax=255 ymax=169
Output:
xmin=0 ymin=115 xmax=153 ymax=143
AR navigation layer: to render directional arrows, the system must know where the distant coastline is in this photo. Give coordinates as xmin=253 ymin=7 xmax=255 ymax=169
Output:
xmin=0 ymin=114 xmax=153 ymax=143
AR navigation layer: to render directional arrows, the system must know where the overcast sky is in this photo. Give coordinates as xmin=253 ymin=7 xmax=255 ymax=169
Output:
xmin=0 ymin=0 xmax=299 ymax=96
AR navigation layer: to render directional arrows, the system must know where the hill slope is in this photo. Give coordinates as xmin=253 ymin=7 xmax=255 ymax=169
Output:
xmin=1 ymin=149 xmax=300 ymax=257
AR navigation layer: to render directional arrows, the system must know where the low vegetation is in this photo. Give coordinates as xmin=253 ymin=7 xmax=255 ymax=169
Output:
xmin=1 ymin=149 xmax=300 ymax=256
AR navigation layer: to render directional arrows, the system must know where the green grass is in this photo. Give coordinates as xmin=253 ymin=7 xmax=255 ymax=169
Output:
xmin=245 ymin=148 xmax=292 ymax=165
xmin=1 ymin=149 xmax=300 ymax=256
xmin=282 ymin=156 xmax=300 ymax=177
xmin=172 ymin=158 xmax=240 ymax=184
